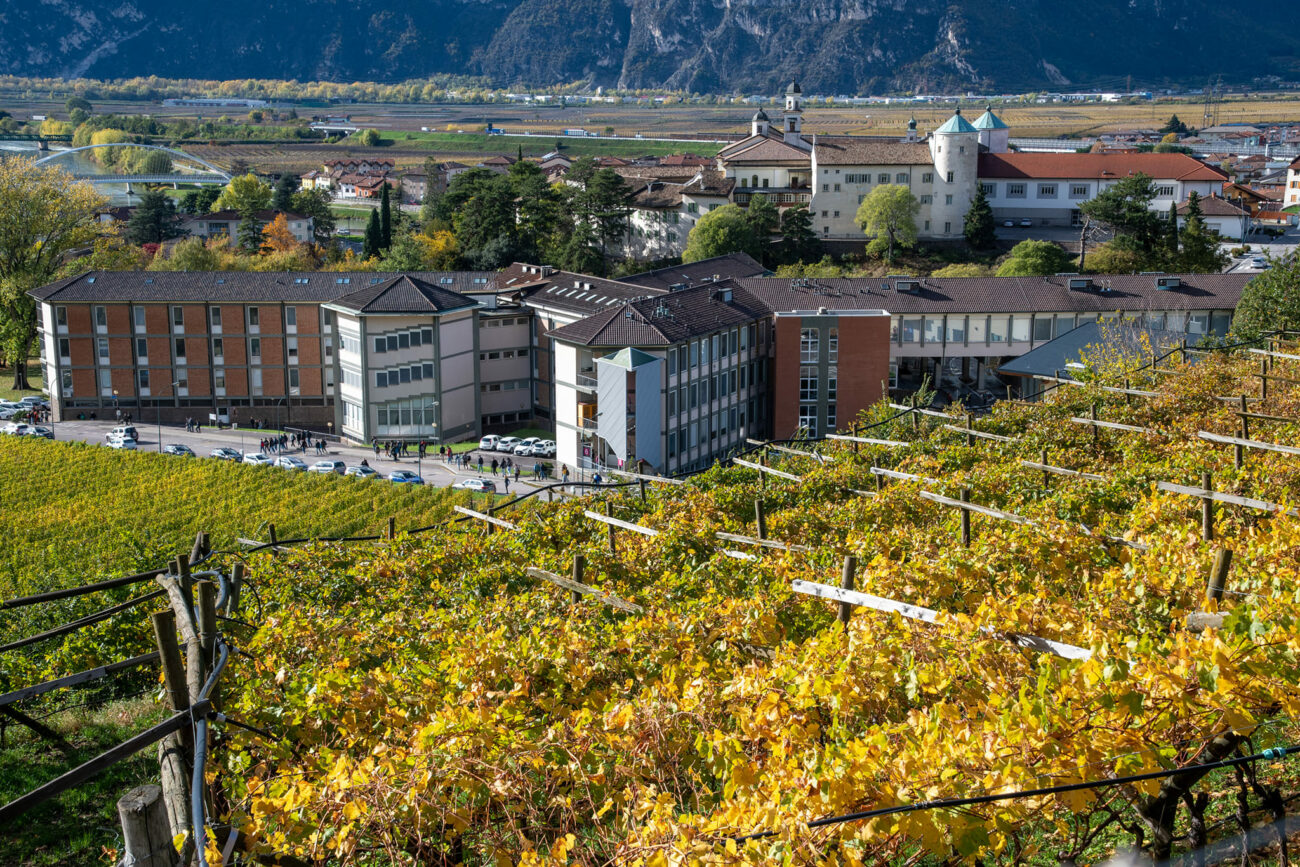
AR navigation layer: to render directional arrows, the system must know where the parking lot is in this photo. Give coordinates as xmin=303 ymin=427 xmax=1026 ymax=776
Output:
xmin=20 ymin=418 xmax=570 ymax=496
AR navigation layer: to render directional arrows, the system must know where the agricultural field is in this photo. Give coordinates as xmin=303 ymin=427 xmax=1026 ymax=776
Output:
xmin=210 ymin=341 xmax=1300 ymax=864
xmin=5 ymin=340 xmax=1300 ymax=864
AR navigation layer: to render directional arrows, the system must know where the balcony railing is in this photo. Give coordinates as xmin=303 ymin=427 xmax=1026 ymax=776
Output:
xmin=579 ymin=416 xmax=599 ymax=431
xmin=576 ymin=372 xmax=598 ymax=390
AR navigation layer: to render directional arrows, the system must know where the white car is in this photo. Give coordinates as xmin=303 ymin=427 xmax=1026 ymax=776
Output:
xmin=106 ymin=435 xmax=137 ymax=450
xmin=453 ymin=478 xmax=497 ymax=493
xmin=107 ymin=426 xmax=139 ymax=442
xmin=1 ymin=422 xmax=32 ymax=436
xmin=513 ymin=436 xmax=541 ymax=455
xmin=242 ymin=452 xmax=274 ymax=466
xmin=0 ymin=402 xmax=25 ymax=420
xmin=309 ymin=460 xmax=346 ymax=475
xmin=345 ymin=465 xmax=379 ymax=478
xmin=274 ymin=455 xmax=308 ymax=471
xmin=479 ymin=434 xmax=500 ymax=450
xmin=1250 ymin=256 xmax=1269 ymax=269
xmin=495 ymin=436 xmax=520 ymax=453
xmin=531 ymin=440 xmax=556 ymax=458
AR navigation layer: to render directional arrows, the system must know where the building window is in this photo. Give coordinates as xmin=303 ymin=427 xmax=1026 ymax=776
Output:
xmin=210 ymin=307 xmax=222 ymax=328
xmin=55 ymin=306 xmax=67 ymax=328
xmin=95 ymin=306 xmax=107 ymax=329
xmin=922 ymin=172 xmax=933 ymax=184
xmin=920 ymin=195 xmax=932 ymax=204
xmin=97 ymin=337 xmax=109 ymax=359
xmin=896 ymin=173 xmax=909 ymax=184
xmin=946 ymin=172 xmax=954 ymax=183
xmin=138 ymin=369 xmax=149 ymax=391
xmin=944 ymin=222 xmax=951 ymax=234
xmin=374 ymin=337 xmax=386 ymax=353
xmin=1069 ymin=183 xmax=1090 ymax=198
xmin=214 ymin=369 xmax=225 ymax=390
xmin=61 ymin=370 xmax=73 ymax=394
xmin=1033 ymin=316 xmax=1053 ymax=342
xmin=174 ymin=338 xmax=185 ymax=360
xmin=1007 ymin=183 xmax=1026 ymax=198
xmin=376 ymin=371 xmax=388 ymax=388
xmin=945 ymin=194 xmax=953 ymax=205
xmin=288 ymin=368 xmax=299 ymax=390
xmin=1155 ymin=185 xmax=1176 ymax=197
xmin=387 ymin=335 xmax=398 ymax=352
xmin=285 ymin=306 xmax=297 ymax=328
xmin=833 ymin=183 xmax=841 ymax=192
xmin=250 ymin=368 xmax=262 ymax=394
xmin=212 ymin=338 xmax=223 ymax=359
xmin=800 ymin=327 xmax=818 ymax=363
xmin=172 ymin=306 xmax=183 ymax=328
xmin=250 ymin=338 xmax=261 ymax=361
xmin=58 ymin=338 xmax=70 ymax=359
xmin=799 ymin=366 xmax=818 ymax=401
xmin=136 ymin=338 xmax=148 ymax=358
xmin=828 ymin=327 xmax=838 ymax=362
xmin=1037 ymin=184 xmax=1058 ymax=198
xmin=247 ymin=306 xmax=259 ymax=327
xmin=798 ymin=404 xmax=817 ymax=438
xmin=287 ymin=337 xmax=298 ymax=361
xmin=981 ymin=183 xmax=996 ymax=196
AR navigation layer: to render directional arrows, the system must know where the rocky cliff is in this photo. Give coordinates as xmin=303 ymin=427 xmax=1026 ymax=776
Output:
xmin=1 ymin=0 xmax=1294 ymax=93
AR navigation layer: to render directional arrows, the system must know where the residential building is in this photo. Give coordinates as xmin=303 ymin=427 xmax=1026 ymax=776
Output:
xmin=180 ymin=210 xmax=314 ymax=244
xmin=618 ymin=169 xmax=734 ymax=260
xmin=1176 ymin=195 xmax=1250 ymax=241
xmin=1287 ymin=156 xmax=1300 ymax=208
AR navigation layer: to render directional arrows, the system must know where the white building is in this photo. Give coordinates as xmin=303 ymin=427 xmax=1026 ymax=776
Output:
xmin=619 ymin=170 xmax=734 ymax=260
xmin=1287 ymin=156 xmax=1300 ymax=208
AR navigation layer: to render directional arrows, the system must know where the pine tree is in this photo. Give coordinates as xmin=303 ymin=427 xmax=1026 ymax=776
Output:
xmin=271 ymin=173 xmax=297 ymax=213
xmin=1177 ymin=191 xmax=1227 ymax=274
xmin=237 ymin=215 xmax=264 ymax=253
xmin=779 ymin=204 xmax=820 ymax=264
xmin=963 ymin=186 xmax=997 ymax=250
xmin=363 ymin=209 xmax=382 ymax=260
xmin=379 ymin=184 xmax=392 ymax=250
xmin=1166 ymin=201 xmax=1180 ymax=262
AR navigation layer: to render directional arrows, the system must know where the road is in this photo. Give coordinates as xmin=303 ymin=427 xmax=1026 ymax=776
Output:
xmin=45 ymin=418 xmax=565 ymax=497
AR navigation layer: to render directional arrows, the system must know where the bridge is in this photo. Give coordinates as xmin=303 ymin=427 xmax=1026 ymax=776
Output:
xmin=32 ymin=143 xmax=232 ymax=184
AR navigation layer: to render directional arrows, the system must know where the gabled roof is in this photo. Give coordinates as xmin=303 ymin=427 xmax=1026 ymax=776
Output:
xmin=30 ymin=271 xmax=491 ymax=304
xmin=1176 ymin=196 xmax=1248 ymax=217
xmin=718 ymin=133 xmax=811 ymax=164
xmin=813 ymin=138 xmax=933 ymax=166
xmin=328 ymin=275 xmax=479 ymax=315
xmin=621 ymin=252 xmax=767 ymax=291
xmin=550 ymin=281 xmax=768 ymax=347
xmin=935 ymin=110 xmax=977 ymax=135
xmin=978 ymin=152 xmax=1228 ymax=182
xmin=998 ymin=321 xmax=1187 ymax=380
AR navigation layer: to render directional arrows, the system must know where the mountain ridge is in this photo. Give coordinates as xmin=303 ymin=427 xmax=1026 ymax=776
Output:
xmin=1 ymin=0 xmax=1296 ymax=94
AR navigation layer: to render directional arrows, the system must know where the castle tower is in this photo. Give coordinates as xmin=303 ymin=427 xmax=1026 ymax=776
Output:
xmin=783 ymin=80 xmax=805 ymax=148
xmin=906 ymin=115 xmax=918 ymax=143
xmin=752 ymin=108 xmax=771 ymax=138
xmin=927 ymin=108 xmax=980 ymax=238
xmin=973 ymin=104 xmax=1010 ymax=153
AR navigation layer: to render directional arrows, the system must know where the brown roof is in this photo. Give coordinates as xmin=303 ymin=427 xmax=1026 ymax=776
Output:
xmin=979 ymin=152 xmax=1227 ymax=182
xmin=718 ymin=134 xmax=811 ymax=165
xmin=813 ymin=137 xmax=934 ymax=166
xmin=328 ymin=274 xmax=479 ymax=314
xmin=1176 ymin=196 xmax=1248 ymax=217
xmin=550 ymin=282 xmax=767 ymax=346
xmin=621 ymin=252 xmax=767 ymax=292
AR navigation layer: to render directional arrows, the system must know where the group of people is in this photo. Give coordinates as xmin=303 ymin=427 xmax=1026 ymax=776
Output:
xmin=114 ymin=408 xmax=134 ymax=425
xmin=24 ymin=405 xmax=51 ymax=424
xmin=182 ymin=417 xmax=203 ymax=433
xmin=373 ymin=439 xmax=427 ymax=461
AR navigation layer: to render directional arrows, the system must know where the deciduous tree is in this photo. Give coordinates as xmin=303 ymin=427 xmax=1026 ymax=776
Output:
xmin=213 ymin=173 xmax=272 ymax=216
xmin=261 ymin=213 xmax=299 ymax=253
xmin=995 ymin=239 xmax=1073 ymax=276
xmin=682 ymin=204 xmax=759 ymax=263
xmin=1231 ymin=254 xmax=1300 ymax=341
xmin=0 ymin=159 xmax=106 ymax=389
xmin=854 ymin=184 xmax=919 ymax=263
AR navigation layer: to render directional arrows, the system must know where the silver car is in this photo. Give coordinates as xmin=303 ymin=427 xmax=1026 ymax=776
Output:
xmin=309 ymin=460 xmax=347 ymax=475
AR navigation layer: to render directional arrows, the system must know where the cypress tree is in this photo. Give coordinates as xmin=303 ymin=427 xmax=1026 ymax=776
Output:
xmin=363 ymin=209 xmax=382 ymax=260
xmin=963 ymin=186 xmax=997 ymax=250
xmin=379 ymin=183 xmax=392 ymax=250
xmin=1166 ymin=201 xmax=1180 ymax=261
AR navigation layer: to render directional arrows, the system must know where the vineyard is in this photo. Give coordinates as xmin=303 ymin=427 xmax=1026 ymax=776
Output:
xmin=4 ymin=340 xmax=1300 ymax=864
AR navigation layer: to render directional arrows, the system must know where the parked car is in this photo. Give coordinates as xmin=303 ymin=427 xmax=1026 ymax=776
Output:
xmin=107 ymin=426 xmax=139 ymax=442
xmin=1019 ymin=218 xmax=1033 ymax=227
xmin=513 ymin=436 xmax=541 ymax=456
xmin=0 ymin=402 xmax=25 ymax=420
xmin=479 ymin=434 xmax=500 ymax=451
xmin=105 ymin=435 xmax=137 ymax=450
xmin=1250 ymin=256 xmax=1269 ymax=269
xmin=309 ymin=460 xmax=347 ymax=475
xmin=345 ymin=464 xmax=379 ymax=478
xmin=275 ymin=455 xmax=308 ymax=471
xmin=162 ymin=444 xmax=195 ymax=457
xmin=531 ymin=440 xmax=556 ymax=458
xmin=210 ymin=447 xmax=243 ymax=461
xmin=1003 ymin=220 xmax=1015 ymax=228
xmin=242 ymin=452 xmax=274 ymax=466
xmin=453 ymin=478 xmax=496 ymax=493
xmin=27 ymin=426 xmax=54 ymax=440
xmin=1 ymin=422 xmax=33 ymax=436
xmin=495 ymin=436 xmax=520 ymax=453
xmin=18 ymin=396 xmax=48 ymax=409
xmin=389 ymin=470 xmax=424 ymax=485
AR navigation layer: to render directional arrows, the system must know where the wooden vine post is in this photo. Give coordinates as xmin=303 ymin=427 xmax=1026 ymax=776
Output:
xmin=960 ymin=487 xmax=972 ymax=547
xmin=605 ymin=501 xmax=617 ymax=554
xmin=150 ymin=609 xmax=191 ymax=851
xmin=754 ymin=500 xmax=767 ymax=541
xmin=838 ymin=555 xmax=857 ymax=629
xmin=571 ymin=553 xmax=585 ymax=606
xmin=1206 ymin=548 xmax=1232 ymax=603
xmin=116 ymin=785 xmax=177 ymax=867
xmin=1201 ymin=472 xmax=1214 ymax=542
xmin=1236 ymin=394 xmax=1248 ymax=469
xmin=1040 ymin=448 xmax=1050 ymax=491
xmin=387 ymin=516 xmax=396 ymax=540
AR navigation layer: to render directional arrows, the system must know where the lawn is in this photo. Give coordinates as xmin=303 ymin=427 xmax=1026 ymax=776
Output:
xmin=0 ymin=360 xmax=44 ymax=403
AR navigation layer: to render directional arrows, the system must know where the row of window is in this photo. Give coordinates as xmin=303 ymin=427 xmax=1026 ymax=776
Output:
xmin=798 ymin=365 xmax=837 ymax=402
xmin=982 ymin=182 xmax=1178 ymax=200
xmin=478 ymin=348 xmax=530 ymax=362
xmin=375 ymin=398 xmax=440 ymax=429
xmin=480 ymin=380 xmax=530 ymax=393
xmin=799 ymin=327 xmax=839 ymax=363
xmin=71 ymin=305 xmax=325 ymax=332
xmin=666 ymin=400 xmax=762 ymax=460
xmin=797 ymin=402 xmax=835 ymax=438
xmin=891 ymin=310 xmax=1230 ymax=346
xmin=481 ymin=316 xmax=529 ymax=328
xmin=373 ymin=328 xmax=434 ymax=354
xmin=666 ymin=361 xmax=764 ymax=416
xmin=376 ymin=363 xmax=436 ymax=388
xmin=666 ymin=324 xmax=761 ymax=376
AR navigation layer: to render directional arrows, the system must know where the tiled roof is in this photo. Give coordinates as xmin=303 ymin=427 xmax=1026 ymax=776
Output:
xmin=718 ymin=134 xmax=811 ymax=164
xmin=979 ymin=152 xmax=1228 ymax=182
xmin=813 ymin=137 xmax=933 ymax=166
xmin=328 ymin=274 xmax=479 ymax=314
xmin=30 ymin=271 xmax=496 ymax=304
xmin=972 ymin=107 xmax=1010 ymax=131
xmin=621 ymin=252 xmax=767 ymax=292
xmin=497 ymin=265 xmax=655 ymax=315
xmin=1177 ymin=196 xmax=1249 ymax=217
xmin=550 ymin=282 xmax=768 ymax=346
xmin=735 ymin=272 xmax=1251 ymax=316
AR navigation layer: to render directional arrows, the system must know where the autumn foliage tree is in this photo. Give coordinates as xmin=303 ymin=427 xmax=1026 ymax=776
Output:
xmin=260 ymin=213 xmax=299 ymax=254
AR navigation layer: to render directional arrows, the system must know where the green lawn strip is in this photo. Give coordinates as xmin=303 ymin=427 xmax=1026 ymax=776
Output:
xmin=0 ymin=697 xmax=166 ymax=867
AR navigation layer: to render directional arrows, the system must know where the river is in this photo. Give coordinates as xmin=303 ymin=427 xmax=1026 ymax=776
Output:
xmin=0 ymin=141 xmax=138 ymax=205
